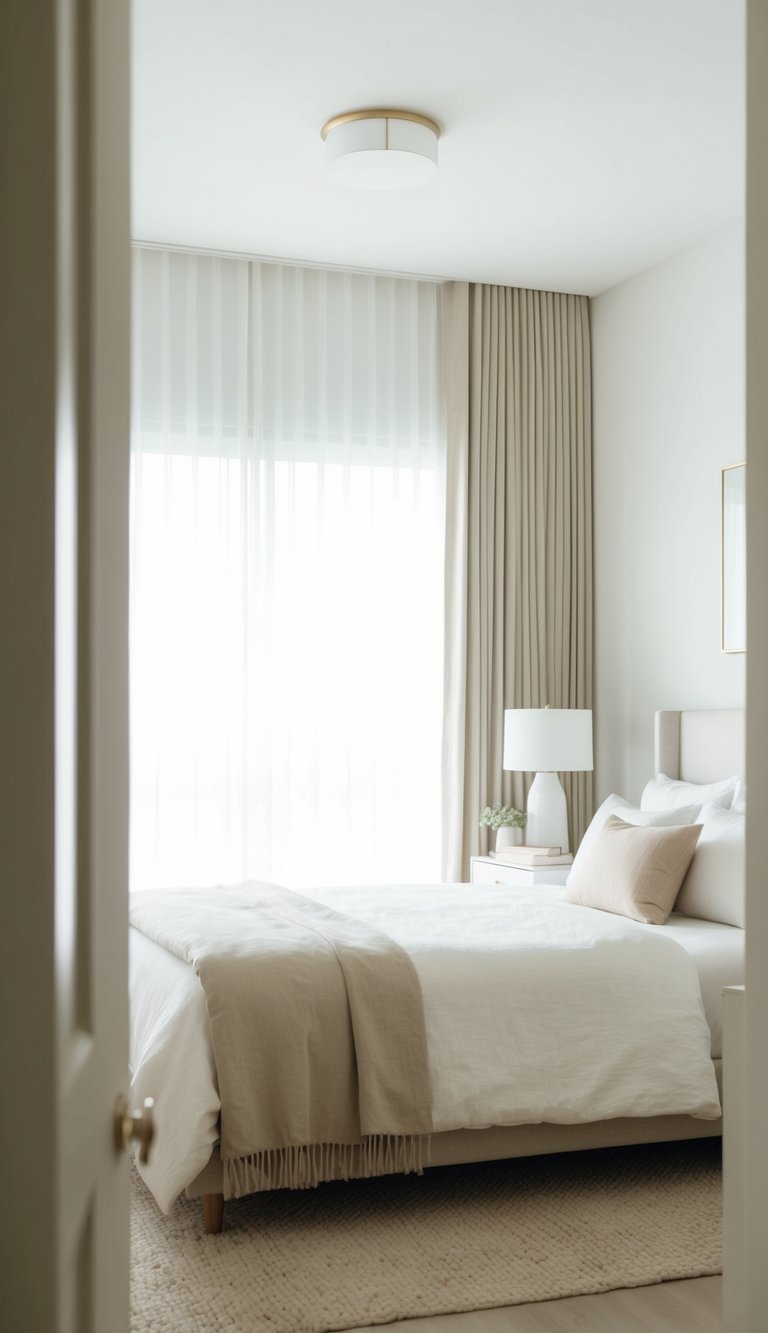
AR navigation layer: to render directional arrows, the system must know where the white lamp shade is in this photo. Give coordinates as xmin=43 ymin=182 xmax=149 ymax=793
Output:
xmin=503 ymin=708 xmax=593 ymax=773
xmin=322 ymin=112 xmax=439 ymax=190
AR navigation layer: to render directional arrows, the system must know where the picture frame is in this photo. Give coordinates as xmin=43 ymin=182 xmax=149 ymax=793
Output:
xmin=721 ymin=461 xmax=746 ymax=654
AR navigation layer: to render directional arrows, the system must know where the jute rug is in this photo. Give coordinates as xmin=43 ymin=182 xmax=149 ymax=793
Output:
xmin=131 ymin=1139 xmax=722 ymax=1332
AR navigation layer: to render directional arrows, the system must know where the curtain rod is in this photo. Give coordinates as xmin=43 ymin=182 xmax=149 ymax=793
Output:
xmin=132 ymin=239 xmax=449 ymax=285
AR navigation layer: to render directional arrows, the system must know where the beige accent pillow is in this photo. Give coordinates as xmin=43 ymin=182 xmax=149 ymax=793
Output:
xmin=562 ymin=815 xmax=703 ymax=925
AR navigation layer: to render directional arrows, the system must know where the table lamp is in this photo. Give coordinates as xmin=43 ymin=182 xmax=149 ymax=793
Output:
xmin=503 ymin=708 xmax=593 ymax=853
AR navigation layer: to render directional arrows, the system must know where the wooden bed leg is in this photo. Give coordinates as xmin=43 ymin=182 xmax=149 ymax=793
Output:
xmin=203 ymin=1192 xmax=224 ymax=1235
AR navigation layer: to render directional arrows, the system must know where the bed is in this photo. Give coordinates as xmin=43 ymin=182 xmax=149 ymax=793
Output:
xmin=130 ymin=708 xmax=745 ymax=1233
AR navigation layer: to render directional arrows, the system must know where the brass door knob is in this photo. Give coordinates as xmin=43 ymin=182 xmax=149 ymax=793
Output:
xmin=114 ymin=1095 xmax=155 ymax=1164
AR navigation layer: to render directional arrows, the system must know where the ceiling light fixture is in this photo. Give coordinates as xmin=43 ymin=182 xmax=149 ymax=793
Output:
xmin=320 ymin=109 xmax=440 ymax=190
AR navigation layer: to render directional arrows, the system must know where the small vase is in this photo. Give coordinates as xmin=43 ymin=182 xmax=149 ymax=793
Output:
xmin=495 ymin=827 xmax=522 ymax=853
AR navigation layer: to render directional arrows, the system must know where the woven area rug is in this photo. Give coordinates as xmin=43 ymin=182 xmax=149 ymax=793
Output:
xmin=131 ymin=1139 xmax=721 ymax=1332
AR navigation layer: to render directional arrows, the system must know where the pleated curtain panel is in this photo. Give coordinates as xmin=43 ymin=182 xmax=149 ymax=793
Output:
xmin=441 ymin=284 xmax=593 ymax=882
xmin=130 ymin=249 xmax=592 ymax=889
xmin=131 ymin=248 xmax=445 ymax=890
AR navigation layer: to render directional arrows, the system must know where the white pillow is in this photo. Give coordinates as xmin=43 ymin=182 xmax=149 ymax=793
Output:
xmin=568 ymin=794 xmax=702 ymax=886
xmin=640 ymin=772 xmax=739 ymax=813
xmin=674 ymin=801 xmax=745 ymax=928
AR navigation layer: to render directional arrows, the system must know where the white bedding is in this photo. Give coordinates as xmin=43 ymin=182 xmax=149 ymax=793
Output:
xmin=130 ymin=882 xmax=739 ymax=1213
xmin=661 ymin=911 xmax=744 ymax=1058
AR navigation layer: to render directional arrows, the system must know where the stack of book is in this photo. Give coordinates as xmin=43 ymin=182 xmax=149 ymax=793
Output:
xmin=492 ymin=844 xmax=572 ymax=866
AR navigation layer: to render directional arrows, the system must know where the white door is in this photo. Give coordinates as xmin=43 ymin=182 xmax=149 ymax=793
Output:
xmin=0 ymin=1 xmax=132 ymax=1330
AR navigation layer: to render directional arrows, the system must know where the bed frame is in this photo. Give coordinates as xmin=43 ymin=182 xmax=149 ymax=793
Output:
xmin=189 ymin=707 xmax=744 ymax=1232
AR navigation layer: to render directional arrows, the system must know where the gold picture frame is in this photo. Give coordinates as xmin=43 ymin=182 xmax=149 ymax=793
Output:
xmin=721 ymin=461 xmax=746 ymax=654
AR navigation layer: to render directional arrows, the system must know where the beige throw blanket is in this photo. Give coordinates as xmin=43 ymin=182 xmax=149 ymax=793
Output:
xmin=130 ymin=883 xmax=433 ymax=1197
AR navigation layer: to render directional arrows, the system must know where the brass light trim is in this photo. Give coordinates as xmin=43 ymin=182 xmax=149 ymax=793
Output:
xmin=320 ymin=109 xmax=441 ymax=142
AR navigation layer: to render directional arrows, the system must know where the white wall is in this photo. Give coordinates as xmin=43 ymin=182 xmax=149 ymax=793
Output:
xmin=592 ymin=224 xmax=745 ymax=803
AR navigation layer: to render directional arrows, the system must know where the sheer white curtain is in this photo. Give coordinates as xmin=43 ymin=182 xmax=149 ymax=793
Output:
xmin=130 ymin=248 xmax=444 ymax=889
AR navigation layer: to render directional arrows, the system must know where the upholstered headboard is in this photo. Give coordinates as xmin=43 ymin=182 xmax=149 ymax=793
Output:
xmin=655 ymin=709 xmax=745 ymax=783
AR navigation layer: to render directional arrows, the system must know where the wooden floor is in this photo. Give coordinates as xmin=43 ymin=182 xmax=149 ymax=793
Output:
xmin=348 ymin=1276 xmax=722 ymax=1333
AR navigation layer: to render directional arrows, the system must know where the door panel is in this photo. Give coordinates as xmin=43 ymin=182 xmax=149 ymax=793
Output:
xmin=57 ymin=0 xmax=131 ymax=1328
xmin=0 ymin=1 xmax=130 ymax=1329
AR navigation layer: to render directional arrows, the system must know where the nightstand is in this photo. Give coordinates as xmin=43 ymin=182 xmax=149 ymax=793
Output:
xmin=469 ymin=855 xmax=573 ymax=888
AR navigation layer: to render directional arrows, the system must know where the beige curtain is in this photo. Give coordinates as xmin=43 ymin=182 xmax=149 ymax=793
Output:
xmin=442 ymin=283 xmax=593 ymax=881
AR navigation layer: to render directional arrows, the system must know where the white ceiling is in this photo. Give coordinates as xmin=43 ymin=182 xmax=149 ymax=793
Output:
xmin=132 ymin=0 xmax=744 ymax=296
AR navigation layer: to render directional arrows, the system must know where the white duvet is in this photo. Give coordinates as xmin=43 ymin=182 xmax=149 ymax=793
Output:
xmin=130 ymin=882 xmax=731 ymax=1213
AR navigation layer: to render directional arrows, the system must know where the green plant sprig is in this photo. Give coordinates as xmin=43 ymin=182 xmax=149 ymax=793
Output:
xmin=479 ymin=803 xmax=526 ymax=831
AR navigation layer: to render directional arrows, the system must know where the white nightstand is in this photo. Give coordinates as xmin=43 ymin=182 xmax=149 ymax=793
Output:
xmin=470 ymin=855 xmax=572 ymax=888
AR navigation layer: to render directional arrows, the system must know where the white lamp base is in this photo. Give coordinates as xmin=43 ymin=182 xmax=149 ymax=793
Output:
xmin=525 ymin=772 xmax=569 ymax=853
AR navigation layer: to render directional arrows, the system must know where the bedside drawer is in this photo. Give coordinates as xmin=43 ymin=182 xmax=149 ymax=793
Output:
xmin=469 ymin=856 xmax=572 ymax=888
xmin=471 ymin=858 xmax=524 ymax=886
